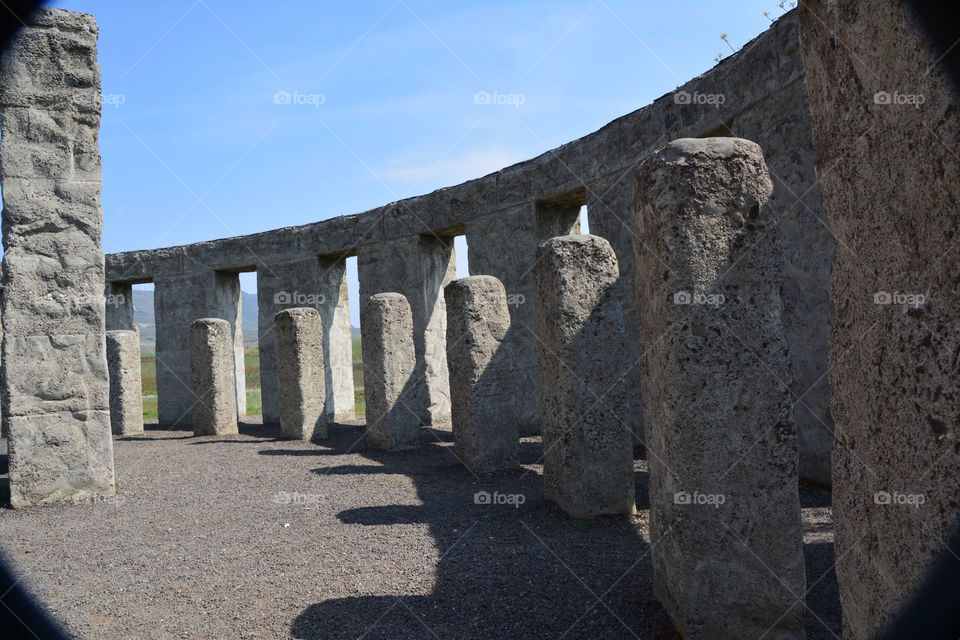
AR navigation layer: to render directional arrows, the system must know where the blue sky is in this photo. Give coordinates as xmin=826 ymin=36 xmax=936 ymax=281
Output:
xmin=43 ymin=0 xmax=784 ymax=322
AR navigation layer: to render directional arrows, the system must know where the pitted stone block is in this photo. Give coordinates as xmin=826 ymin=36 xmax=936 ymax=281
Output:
xmin=106 ymin=330 xmax=143 ymax=436
xmin=534 ymin=234 xmax=635 ymax=519
xmin=444 ymin=276 xmax=519 ymax=473
xmin=635 ymin=137 xmax=804 ymax=640
xmin=361 ymin=293 xmax=420 ymax=450
xmin=800 ymin=2 xmax=960 ymax=635
xmin=190 ymin=318 xmax=238 ymax=437
xmin=1 ymin=8 xmax=115 ymax=508
xmin=275 ymin=307 xmax=327 ymax=441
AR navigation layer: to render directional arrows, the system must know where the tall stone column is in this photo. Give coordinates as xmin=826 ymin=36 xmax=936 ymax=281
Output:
xmin=153 ymin=270 xmax=245 ymax=426
xmin=361 ymin=293 xmax=420 ymax=450
xmin=534 ymin=235 xmax=635 ymax=518
xmin=258 ymin=255 xmax=353 ymax=424
xmin=444 ymin=276 xmax=519 ymax=473
xmin=106 ymin=330 xmax=143 ymax=436
xmin=800 ymin=1 xmax=960 ymax=636
xmin=466 ymin=201 xmax=580 ymax=435
xmin=635 ymin=138 xmax=805 ymax=639
xmin=317 ymin=256 xmax=355 ymax=422
xmin=153 ymin=273 xmax=202 ymax=426
xmin=190 ymin=318 xmax=238 ymax=436
xmin=105 ymin=281 xmax=135 ymax=331
xmin=275 ymin=307 xmax=326 ymax=441
xmin=357 ymin=236 xmax=455 ymax=427
xmin=587 ymin=178 xmax=645 ymax=447
xmin=0 ymin=9 xmax=115 ymax=507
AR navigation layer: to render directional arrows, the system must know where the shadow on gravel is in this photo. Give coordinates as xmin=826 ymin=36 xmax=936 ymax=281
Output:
xmin=277 ymin=422 xmax=678 ymax=640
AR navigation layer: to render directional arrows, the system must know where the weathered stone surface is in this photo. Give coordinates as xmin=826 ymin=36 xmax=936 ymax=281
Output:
xmin=361 ymin=293 xmax=420 ymax=450
xmin=799 ymin=1 xmax=960 ymax=637
xmin=189 ymin=318 xmax=238 ymax=437
xmin=444 ymin=276 xmax=519 ymax=473
xmin=154 ymin=271 xmax=245 ymax=426
xmin=106 ymin=329 xmax=143 ymax=436
xmin=1 ymin=8 xmax=115 ymax=508
xmin=275 ymin=307 xmax=326 ymax=441
xmin=258 ymin=256 xmax=353 ymax=424
xmin=358 ymin=235 xmax=454 ymax=427
xmin=634 ymin=138 xmax=804 ymax=639
xmin=534 ymin=235 xmax=635 ymax=519
xmin=104 ymin=281 xmax=135 ymax=331
xmin=466 ymin=201 xmax=581 ymax=437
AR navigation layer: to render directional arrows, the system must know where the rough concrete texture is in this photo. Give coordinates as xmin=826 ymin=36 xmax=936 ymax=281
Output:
xmin=799 ymin=1 xmax=960 ymax=636
xmin=318 ymin=256 xmax=356 ymax=422
xmin=106 ymin=330 xmax=143 ymax=436
xmin=189 ymin=318 xmax=238 ymax=437
xmin=275 ymin=307 xmax=327 ymax=441
xmin=0 ymin=9 xmax=116 ymax=508
xmin=534 ymin=235 xmax=635 ymax=518
xmin=104 ymin=281 xmax=134 ymax=331
xmin=634 ymin=138 xmax=805 ymax=639
xmin=104 ymin=11 xmax=832 ymax=467
xmin=258 ymin=256 xmax=354 ymax=424
xmin=467 ymin=200 xmax=581 ymax=437
xmin=444 ymin=275 xmax=519 ymax=473
xmin=358 ymin=235 xmax=454 ymax=427
xmin=361 ymin=293 xmax=420 ymax=451
xmin=151 ymin=271 xmax=245 ymax=426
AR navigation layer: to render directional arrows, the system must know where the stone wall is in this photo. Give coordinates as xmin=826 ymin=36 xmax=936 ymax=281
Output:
xmin=102 ymin=10 xmax=832 ymax=479
xmin=0 ymin=9 xmax=115 ymax=507
xmin=799 ymin=1 xmax=960 ymax=636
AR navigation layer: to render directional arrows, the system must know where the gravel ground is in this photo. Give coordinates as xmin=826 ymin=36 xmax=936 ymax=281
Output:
xmin=0 ymin=420 xmax=840 ymax=639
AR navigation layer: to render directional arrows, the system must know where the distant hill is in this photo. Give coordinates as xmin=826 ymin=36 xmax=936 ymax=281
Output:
xmin=133 ymin=290 xmax=260 ymax=349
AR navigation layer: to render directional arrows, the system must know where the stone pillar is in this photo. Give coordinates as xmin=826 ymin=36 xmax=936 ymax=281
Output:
xmin=214 ymin=272 xmax=246 ymax=418
xmin=799 ymin=2 xmax=960 ymax=636
xmin=444 ymin=276 xmax=519 ymax=473
xmin=154 ymin=273 xmax=206 ymax=426
xmin=106 ymin=330 xmax=143 ymax=436
xmin=275 ymin=308 xmax=326 ymax=441
xmin=190 ymin=318 xmax=238 ymax=436
xmin=105 ymin=281 xmax=135 ymax=331
xmin=360 ymin=293 xmax=420 ymax=450
xmin=357 ymin=236 xmax=455 ymax=427
xmin=635 ymin=138 xmax=804 ymax=639
xmin=154 ymin=271 xmax=244 ymax=425
xmin=466 ymin=201 xmax=580 ymax=436
xmin=586 ymin=179 xmax=645 ymax=447
xmin=258 ymin=256 xmax=353 ymax=424
xmin=317 ymin=256 xmax=355 ymax=422
xmin=534 ymin=235 xmax=635 ymax=518
xmin=0 ymin=9 xmax=116 ymax=508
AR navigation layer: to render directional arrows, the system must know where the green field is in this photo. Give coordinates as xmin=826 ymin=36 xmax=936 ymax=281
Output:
xmin=141 ymin=338 xmax=365 ymax=420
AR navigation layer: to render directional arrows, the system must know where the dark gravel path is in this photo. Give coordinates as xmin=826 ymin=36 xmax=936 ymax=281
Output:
xmin=0 ymin=421 xmax=840 ymax=639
